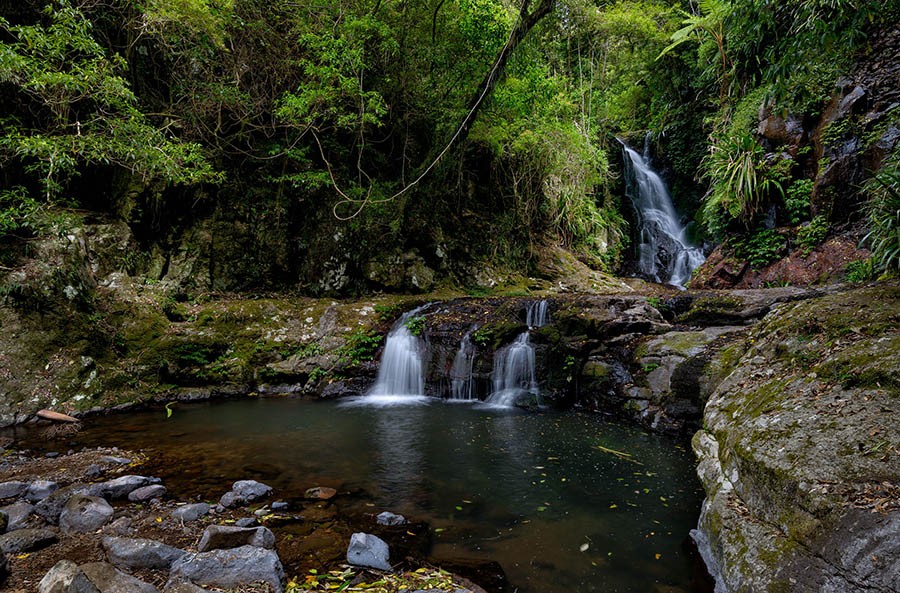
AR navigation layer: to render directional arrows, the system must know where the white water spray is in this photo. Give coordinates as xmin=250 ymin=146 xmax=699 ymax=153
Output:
xmin=367 ymin=307 xmax=428 ymax=398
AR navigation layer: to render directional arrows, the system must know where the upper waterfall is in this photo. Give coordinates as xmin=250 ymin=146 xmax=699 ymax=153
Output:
xmin=620 ymin=136 xmax=705 ymax=288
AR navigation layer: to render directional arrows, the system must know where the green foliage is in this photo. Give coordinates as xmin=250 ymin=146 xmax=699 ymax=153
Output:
xmin=729 ymin=228 xmax=785 ymax=269
xmin=785 ymin=179 xmax=814 ymax=225
xmin=845 ymin=258 xmax=875 ymax=283
xmin=404 ymin=315 xmax=426 ymax=337
xmin=796 ymin=215 xmax=829 ymax=256
xmin=472 ymin=327 xmax=492 ymax=348
xmin=701 ymin=131 xmax=785 ymax=236
xmin=862 ymin=155 xmax=900 ymax=274
xmin=338 ymin=328 xmax=382 ymax=365
xmin=0 ymin=0 xmax=219 ymax=238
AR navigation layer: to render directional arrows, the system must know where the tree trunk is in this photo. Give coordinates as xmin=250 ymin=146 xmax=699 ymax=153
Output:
xmin=455 ymin=0 xmax=555 ymax=143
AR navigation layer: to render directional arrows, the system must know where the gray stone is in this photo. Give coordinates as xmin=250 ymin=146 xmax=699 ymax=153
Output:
xmin=376 ymin=511 xmax=406 ymax=526
xmin=26 ymin=480 xmax=60 ymax=502
xmin=60 ymin=495 xmax=114 ymax=533
xmin=80 ymin=476 xmax=160 ymax=500
xmin=231 ymin=480 xmax=272 ymax=501
xmin=38 ymin=560 xmax=99 ymax=593
xmin=80 ymin=561 xmax=159 ymax=593
xmin=34 ymin=486 xmax=77 ymax=523
xmin=102 ymin=536 xmax=186 ymax=570
xmin=197 ymin=524 xmax=276 ymax=552
xmin=217 ymin=492 xmax=241 ymax=509
xmin=234 ymin=517 xmax=257 ymax=528
xmin=84 ymin=464 xmax=103 ymax=479
xmin=167 ymin=545 xmax=285 ymax=593
xmin=218 ymin=480 xmax=272 ymax=508
xmin=346 ymin=532 xmax=391 ymax=571
xmin=0 ymin=527 xmax=58 ymax=553
xmin=271 ymin=501 xmax=289 ymax=511
xmin=1 ymin=501 xmax=34 ymax=531
xmin=0 ymin=481 xmax=28 ymax=500
xmin=171 ymin=503 xmax=210 ymax=522
xmin=99 ymin=456 xmax=131 ymax=465
xmin=127 ymin=485 xmax=166 ymax=503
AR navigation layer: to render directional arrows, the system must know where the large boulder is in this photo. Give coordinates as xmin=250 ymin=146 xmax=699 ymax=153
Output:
xmin=102 ymin=536 xmax=186 ymax=570
xmin=692 ymin=285 xmax=900 ymax=593
xmin=25 ymin=480 xmax=60 ymax=502
xmin=167 ymin=545 xmax=285 ymax=593
xmin=59 ymin=495 xmax=114 ymax=533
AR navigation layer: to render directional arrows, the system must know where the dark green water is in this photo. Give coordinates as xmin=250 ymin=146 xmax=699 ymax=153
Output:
xmin=39 ymin=398 xmax=705 ymax=593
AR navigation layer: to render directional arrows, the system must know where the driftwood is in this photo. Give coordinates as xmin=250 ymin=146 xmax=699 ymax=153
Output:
xmin=36 ymin=409 xmax=80 ymax=423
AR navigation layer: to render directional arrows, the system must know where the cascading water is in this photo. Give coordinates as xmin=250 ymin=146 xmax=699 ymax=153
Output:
xmin=485 ymin=300 xmax=548 ymax=407
xmin=449 ymin=333 xmax=476 ymax=401
xmin=367 ymin=307 xmax=428 ymax=398
xmin=620 ymin=136 xmax=705 ymax=288
xmin=487 ymin=333 xmax=538 ymax=407
xmin=526 ymin=300 xmax=550 ymax=328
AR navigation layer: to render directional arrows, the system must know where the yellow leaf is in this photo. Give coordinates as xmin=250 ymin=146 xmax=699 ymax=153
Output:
xmin=655 ymin=553 xmax=662 ymax=560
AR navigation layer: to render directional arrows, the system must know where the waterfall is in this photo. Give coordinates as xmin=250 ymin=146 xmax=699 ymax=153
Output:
xmin=367 ymin=307 xmax=428 ymax=398
xmin=449 ymin=333 xmax=476 ymax=401
xmin=487 ymin=333 xmax=538 ymax=407
xmin=620 ymin=136 xmax=705 ymax=288
xmin=526 ymin=300 xmax=550 ymax=329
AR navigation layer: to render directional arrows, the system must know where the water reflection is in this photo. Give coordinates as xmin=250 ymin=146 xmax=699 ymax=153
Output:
xmin=16 ymin=399 xmax=704 ymax=593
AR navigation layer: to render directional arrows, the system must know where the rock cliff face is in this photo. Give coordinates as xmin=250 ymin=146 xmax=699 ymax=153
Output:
xmin=692 ymin=284 xmax=900 ymax=592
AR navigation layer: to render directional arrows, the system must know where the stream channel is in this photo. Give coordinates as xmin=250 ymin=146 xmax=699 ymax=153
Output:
xmin=38 ymin=397 xmax=706 ymax=593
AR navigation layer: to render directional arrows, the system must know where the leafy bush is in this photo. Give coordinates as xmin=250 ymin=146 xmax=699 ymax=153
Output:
xmin=701 ymin=131 xmax=785 ymax=237
xmin=862 ymin=156 xmax=900 ymax=274
xmin=845 ymin=258 xmax=875 ymax=283
xmin=729 ymin=228 xmax=785 ymax=269
xmin=785 ymin=179 xmax=814 ymax=225
xmin=796 ymin=215 xmax=829 ymax=256
xmin=404 ymin=316 xmax=426 ymax=337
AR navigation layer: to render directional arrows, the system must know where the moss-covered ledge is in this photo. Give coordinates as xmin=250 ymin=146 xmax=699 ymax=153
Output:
xmin=693 ymin=283 xmax=900 ymax=593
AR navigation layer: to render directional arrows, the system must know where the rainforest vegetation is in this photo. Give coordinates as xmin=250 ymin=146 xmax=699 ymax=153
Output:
xmin=1 ymin=0 xmax=898 ymax=292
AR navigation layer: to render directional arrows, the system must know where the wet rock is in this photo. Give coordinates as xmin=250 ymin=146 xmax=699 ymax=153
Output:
xmin=271 ymin=501 xmax=289 ymax=511
xmin=197 ymin=524 xmax=276 ymax=552
xmin=167 ymin=545 xmax=285 ymax=593
xmin=80 ymin=561 xmax=159 ymax=593
xmin=2 ymin=501 xmax=34 ymax=531
xmin=26 ymin=480 xmax=60 ymax=502
xmin=80 ymin=476 xmax=160 ymax=500
xmin=99 ymin=456 xmax=131 ymax=465
xmin=127 ymin=485 xmax=166 ymax=502
xmin=304 ymin=486 xmax=337 ymax=500
xmin=171 ymin=503 xmax=210 ymax=522
xmin=218 ymin=480 xmax=272 ymax=508
xmin=347 ymin=532 xmax=391 ymax=571
xmin=0 ymin=481 xmax=28 ymax=500
xmin=0 ymin=527 xmax=58 ymax=553
xmin=60 ymin=495 xmax=114 ymax=533
xmin=38 ymin=560 xmax=98 ymax=593
xmin=102 ymin=536 xmax=186 ymax=570
xmin=234 ymin=517 xmax=257 ymax=528
xmin=376 ymin=511 xmax=407 ymax=526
